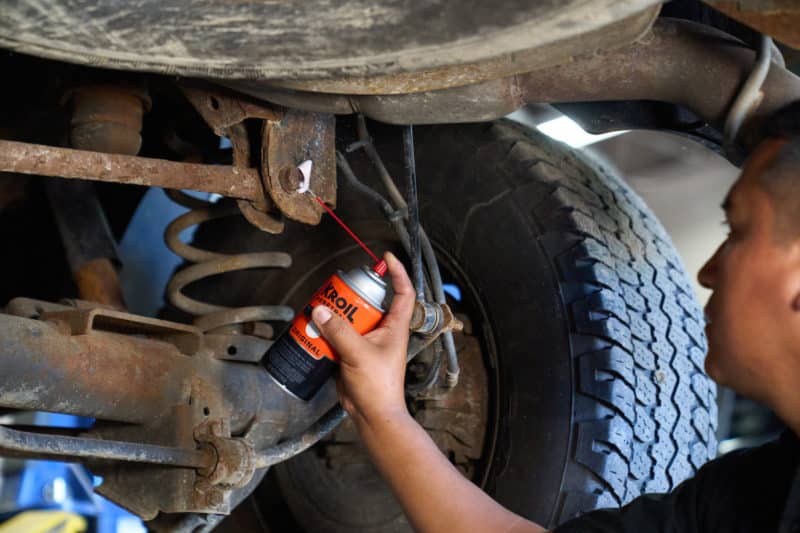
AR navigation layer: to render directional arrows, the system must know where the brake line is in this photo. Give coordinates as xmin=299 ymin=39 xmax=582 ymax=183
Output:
xmin=356 ymin=116 xmax=460 ymax=387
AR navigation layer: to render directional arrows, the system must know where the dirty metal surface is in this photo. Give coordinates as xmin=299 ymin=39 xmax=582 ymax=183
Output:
xmin=411 ymin=320 xmax=489 ymax=479
xmin=66 ymin=84 xmax=150 ymax=155
xmin=259 ymin=6 xmax=660 ymax=95
xmin=194 ymin=419 xmax=255 ymax=489
xmin=0 ymin=0 xmax=661 ymax=81
xmin=0 ymin=140 xmax=263 ymax=201
xmin=0 ymin=423 xmax=214 ymax=468
xmin=263 ymin=110 xmax=336 ymax=225
xmin=165 ymin=251 xmax=294 ymax=318
xmin=42 ymin=306 xmax=202 ymax=355
xmin=73 ymin=258 xmax=127 ymax=311
xmin=0 ymin=300 xmax=344 ymax=520
xmin=410 ymin=301 xmax=463 ymax=335
xmin=235 ymin=19 xmax=800 ymax=150
xmin=182 ymin=85 xmax=286 ymax=234
xmin=45 ymin=178 xmax=120 ymax=271
xmin=0 ymin=313 xmax=192 ymax=423
xmin=91 ymin=404 xmax=203 ymax=519
xmin=45 ymin=177 xmax=125 ymax=309
xmin=181 ymin=84 xmax=280 ymax=137
xmin=708 ymin=1 xmax=800 ymax=48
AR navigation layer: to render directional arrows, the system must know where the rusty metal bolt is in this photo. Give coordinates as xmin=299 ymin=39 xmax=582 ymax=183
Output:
xmin=410 ymin=302 xmax=441 ymax=334
xmin=207 ymin=490 xmax=224 ymax=507
xmin=193 ymin=489 xmax=210 ymax=509
xmin=196 ymin=432 xmax=256 ymax=489
xmin=410 ymin=302 xmax=464 ymax=335
xmin=278 ymin=166 xmax=304 ymax=193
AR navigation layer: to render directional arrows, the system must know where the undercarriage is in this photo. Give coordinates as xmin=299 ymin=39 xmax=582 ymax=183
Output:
xmin=0 ymin=1 xmax=799 ymax=531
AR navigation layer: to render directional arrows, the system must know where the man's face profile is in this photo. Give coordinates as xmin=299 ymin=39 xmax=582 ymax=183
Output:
xmin=698 ymin=138 xmax=800 ymax=407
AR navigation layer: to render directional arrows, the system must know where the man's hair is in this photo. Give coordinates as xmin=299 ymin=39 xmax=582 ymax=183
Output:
xmin=756 ymin=102 xmax=800 ymax=238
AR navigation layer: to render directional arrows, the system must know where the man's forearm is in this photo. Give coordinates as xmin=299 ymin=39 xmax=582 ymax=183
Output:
xmin=355 ymin=411 xmax=546 ymax=533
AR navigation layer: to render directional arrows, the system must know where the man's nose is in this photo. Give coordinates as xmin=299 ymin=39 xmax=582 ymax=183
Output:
xmin=697 ymin=245 xmax=721 ymax=289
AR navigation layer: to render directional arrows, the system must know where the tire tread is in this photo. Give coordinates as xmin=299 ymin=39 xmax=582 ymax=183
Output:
xmin=485 ymin=121 xmax=717 ymax=524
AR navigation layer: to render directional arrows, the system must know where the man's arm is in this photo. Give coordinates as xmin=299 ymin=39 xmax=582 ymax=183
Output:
xmin=310 ymin=252 xmax=546 ymax=533
xmin=355 ymin=403 xmax=543 ymax=533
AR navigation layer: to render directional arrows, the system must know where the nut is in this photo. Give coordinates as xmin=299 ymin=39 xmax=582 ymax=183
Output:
xmin=278 ymin=166 xmax=303 ymax=193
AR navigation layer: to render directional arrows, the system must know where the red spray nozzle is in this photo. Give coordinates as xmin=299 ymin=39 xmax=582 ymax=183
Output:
xmin=372 ymin=259 xmax=388 ymax=277
xmin=314 ymin=195 xmax=386 ymax=271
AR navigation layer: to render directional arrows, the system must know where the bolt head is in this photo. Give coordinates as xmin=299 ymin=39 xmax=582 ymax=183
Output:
xmin=279 ymin=167 xmax=303 ymax=193
xmin=208 ymin=491 xmax=224 ymax=507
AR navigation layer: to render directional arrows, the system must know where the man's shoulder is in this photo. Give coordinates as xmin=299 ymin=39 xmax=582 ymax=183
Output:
xmin=553 ymin=432 xmax=799 ymax=533
xmin=698 ymin=431 xmax=799 ymax=484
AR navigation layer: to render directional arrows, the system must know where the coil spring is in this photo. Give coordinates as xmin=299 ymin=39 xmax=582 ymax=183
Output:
xmin=164 ymin=190 xmax=294 ymax=334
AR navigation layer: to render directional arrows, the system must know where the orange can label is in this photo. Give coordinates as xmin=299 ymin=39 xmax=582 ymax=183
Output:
xmin=287 ymin=273 xmax=384 ymax=362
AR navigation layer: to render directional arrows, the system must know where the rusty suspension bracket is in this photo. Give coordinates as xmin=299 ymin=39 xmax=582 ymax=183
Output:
xmin=0 ymin=82 xmax=338 ymax=234
xmin=180 ymin=83 xmax=337 ymax=231
xmin=0 ymin=298 xmax=340 ymax=520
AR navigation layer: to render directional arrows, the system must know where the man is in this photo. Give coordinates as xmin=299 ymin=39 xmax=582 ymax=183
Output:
xmin=308 ymin=103 xmax=800 ymax=533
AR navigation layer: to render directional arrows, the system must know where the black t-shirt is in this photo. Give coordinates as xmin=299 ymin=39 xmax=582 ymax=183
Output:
xmin=554 ymin=432 xmax=800 ymax=533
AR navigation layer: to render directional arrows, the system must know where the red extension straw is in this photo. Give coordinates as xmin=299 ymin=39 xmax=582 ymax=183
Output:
xmin=313 ymin=195 xmax=387 ymax=276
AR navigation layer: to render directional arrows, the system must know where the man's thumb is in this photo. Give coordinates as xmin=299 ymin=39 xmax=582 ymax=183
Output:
xmin=311 ymin=305 xmax=361 ymax=356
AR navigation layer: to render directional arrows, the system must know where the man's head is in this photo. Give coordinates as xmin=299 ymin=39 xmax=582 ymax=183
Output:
xmin=698 ymin=104 xmax=800 ymax=417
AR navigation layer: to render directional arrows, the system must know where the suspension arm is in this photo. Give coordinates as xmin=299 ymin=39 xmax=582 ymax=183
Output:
xmin=0 ymin=301 xmax=341 ymax=518
xmin=0 ymin=424 xmax=214 ymax=468
xmin=0 ymin=140 xmax=263 ymax=201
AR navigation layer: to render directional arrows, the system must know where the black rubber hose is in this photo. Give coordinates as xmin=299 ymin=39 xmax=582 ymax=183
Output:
xmin=402 ymin=126 xmax=425 ymax=303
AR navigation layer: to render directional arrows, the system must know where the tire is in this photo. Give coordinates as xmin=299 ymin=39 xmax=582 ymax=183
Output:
xmin=204 ymin=120 xmax=718 ymax=530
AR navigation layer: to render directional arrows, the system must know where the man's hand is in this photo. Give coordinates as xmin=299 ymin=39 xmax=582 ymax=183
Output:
xmin=311 ymin=251 xmax=415 ymax=428
xmin=310 ymin=251 xmax=545 ymax=533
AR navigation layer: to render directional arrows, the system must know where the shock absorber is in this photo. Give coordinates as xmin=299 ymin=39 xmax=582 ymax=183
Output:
xmin=163 ymin=190 xmax=294 ymax=334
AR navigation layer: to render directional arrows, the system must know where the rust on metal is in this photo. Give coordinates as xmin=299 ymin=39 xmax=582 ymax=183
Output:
xmin=0 ymin=423 xmax=215 ymax=469
xmin=0 ymin=140 xmax=263 ymax=201
xmin=256 ymin=6 xmax=660 ymax=96
xmin=91 ymin=404 xmax=204 ymax=519
xmin=194 ymin=419 xmax=255 ymax=489
xmin=42 ymin=306 xmax=203 ymax=355
xmin=73 ymin=258 xmax=127 ymax=311
xmin=413 ymin=319 xmax=489 ymax=480
xmin=233 ymin=19 xmax=800 ymax=149
xmin=263 ymin=110 xmax=336 ymax=225
xmin=181 ymin=83 xmax=280 ymax=137
xmin=66 ymin=85 xmax=151 ymax=155
xmin=182 ymin=84 xmax=286 ymax=233
xmin=0 ymin=295 xmax=340 ymax=519
xmin=708 ymin=1 xmax=800 ymax=48
xmin=0 ymin=313 xmax=190 ymax=423
xmin=237 ymin=199 xmax=285 ymax=234
xmin=410 ymin=301 xmax=464 ymax=334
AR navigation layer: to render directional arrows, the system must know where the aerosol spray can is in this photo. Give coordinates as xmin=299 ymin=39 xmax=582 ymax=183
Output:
xmin=263 ymin=260 xmax=388 ymax=400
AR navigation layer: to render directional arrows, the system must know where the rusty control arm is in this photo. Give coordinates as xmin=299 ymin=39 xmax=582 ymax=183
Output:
xmin=0 ymin=140 xmax=263 ymax=201
xmin=0 ymin=424 xmax=214 ymax=469
xmin=0 ymin=300 xmax=343 ymax=519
